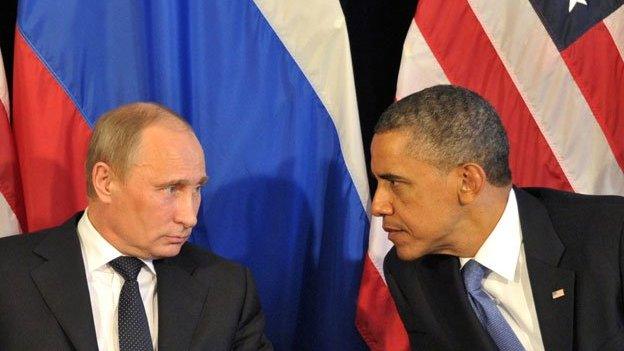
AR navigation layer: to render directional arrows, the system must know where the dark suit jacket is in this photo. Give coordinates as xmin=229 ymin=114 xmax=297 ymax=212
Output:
xmin=0 ymin=213 xmax=272 ymax=351
xmin=385 ymin=187 xmax=624 ymax=351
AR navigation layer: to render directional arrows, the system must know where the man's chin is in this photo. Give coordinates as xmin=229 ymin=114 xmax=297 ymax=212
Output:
xmin=397 ymin=247 xmax=424 ymax=261
xmin=152 ymin=243 xmax=184 ymax=259
xmin=395 ymin=246 xmax=427 ymax=261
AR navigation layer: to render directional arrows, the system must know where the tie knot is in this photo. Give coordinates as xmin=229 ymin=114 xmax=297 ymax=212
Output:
xmin=109 ymin=256 xmax=144 ymax=281
xmin=462 ymin=259 xmax=489 ymax=292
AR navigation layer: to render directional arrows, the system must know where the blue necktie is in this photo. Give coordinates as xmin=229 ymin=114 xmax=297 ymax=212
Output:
xmin=462 ymin=259 xmax=525 ymax=351
xmin=110 ymin=256 xmax=154 ymax=351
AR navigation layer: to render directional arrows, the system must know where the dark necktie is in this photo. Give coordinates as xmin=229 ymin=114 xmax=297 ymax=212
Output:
xmin=462 ymin=259 xmax=525 ymax=351
xmin=109 ymin=256 xmax=154 ymax=351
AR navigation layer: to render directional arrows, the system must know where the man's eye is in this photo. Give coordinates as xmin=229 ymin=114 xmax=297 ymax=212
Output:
xmin=163 ymin=186 xmax=178 ymax=194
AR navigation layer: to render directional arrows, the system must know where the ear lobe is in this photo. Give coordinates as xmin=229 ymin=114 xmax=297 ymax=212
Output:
xmin=92 ymin=162 xmax=115 ymax=203
xmin=457 ymin=163 xmax=486 ymax=205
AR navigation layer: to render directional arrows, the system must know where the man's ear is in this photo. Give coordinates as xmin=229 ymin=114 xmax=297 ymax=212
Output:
xmin=456 ymin=163 xmax=486 ymax=205
xmin=91 ymin=162 xmax=115 ymax=203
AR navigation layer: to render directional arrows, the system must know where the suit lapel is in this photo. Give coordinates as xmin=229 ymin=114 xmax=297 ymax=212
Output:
xmin=419 ymin=255 xmax=498 ymax=350
xmin=516 ymin=188 xmax=574 ymax=351
xmin=391 ymin=253 xmax=497 ymax=350
xmin=30 ymin=215 xmax=99 ymax=351
xmin=155 ymin=253 xmax=209 ymax=350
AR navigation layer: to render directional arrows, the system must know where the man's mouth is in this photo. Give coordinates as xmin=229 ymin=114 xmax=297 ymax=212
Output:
xmin=382 ymin=225 xmax=402 ymax=233
xmin=165 ymin=235 xmax=189 ymax=244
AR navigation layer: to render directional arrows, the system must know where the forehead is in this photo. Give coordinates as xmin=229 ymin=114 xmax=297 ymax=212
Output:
xmin=371 ymin=130 xmax=447 ymax=185
xmin=371 ymin=131 xmax=414 ymax=178
xmin=371 ymin=130 xmax=413 ymax=163
xmin=132 ymin=122 xmax=206 ymax=172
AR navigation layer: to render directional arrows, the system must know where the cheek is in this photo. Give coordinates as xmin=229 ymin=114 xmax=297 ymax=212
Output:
xmin=138 ymin=193 xmax=176 ymax=222
xmin=399 ymin=193 xmax=449 ymax=229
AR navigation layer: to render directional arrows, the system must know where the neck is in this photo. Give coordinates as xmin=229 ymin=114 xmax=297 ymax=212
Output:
xmin=452 ymin=185 xmax=512 ymax=258
xmin=86 ymin=201 xmax=142 ymax=258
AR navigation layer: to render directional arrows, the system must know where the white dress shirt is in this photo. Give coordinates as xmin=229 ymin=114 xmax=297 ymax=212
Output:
xmin=77 ymin=210 xmax=159 ymax=351
xmin=459 ymin=189 xmax=545 ymax=351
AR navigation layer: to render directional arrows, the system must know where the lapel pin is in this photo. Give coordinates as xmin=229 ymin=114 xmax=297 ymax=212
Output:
xmin=552 ymin=289 xmax=565 ymax=299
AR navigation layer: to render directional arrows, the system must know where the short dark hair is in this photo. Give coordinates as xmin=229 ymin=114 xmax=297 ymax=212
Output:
xmin=86 ymin=102 xmax=191 ymax=197
xmin=375 ymin=85 xmax=511 ymax=186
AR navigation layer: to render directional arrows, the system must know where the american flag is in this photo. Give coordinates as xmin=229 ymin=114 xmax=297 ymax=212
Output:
xmin=0 ymin=49 xmax=23 ymax=238
xmin=356 ymin=1 xmax=624 ymax=349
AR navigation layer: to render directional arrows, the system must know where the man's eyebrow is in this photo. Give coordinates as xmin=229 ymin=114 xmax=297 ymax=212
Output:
xmin=378 ymin=173 xmax=408 ymax=182
xmin=158 ymin=176 xmax=208 ymax=187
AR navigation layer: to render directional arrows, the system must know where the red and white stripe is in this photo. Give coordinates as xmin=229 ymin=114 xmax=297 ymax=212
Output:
xmin=356 ymin=1 xmax=624 ymax=349
xmin=0 ymin=49 xmax=24 ymax=237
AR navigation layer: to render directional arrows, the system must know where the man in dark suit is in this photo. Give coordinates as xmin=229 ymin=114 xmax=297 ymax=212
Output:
xmin=0 ymin=103 xmax=272 ymax=350
xmin=371 ymin=85 xmax=624 ymax=350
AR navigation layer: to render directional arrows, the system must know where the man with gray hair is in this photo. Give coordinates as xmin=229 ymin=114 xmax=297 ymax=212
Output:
xmin=371 ymin=85 xmax=624 ymax=350
xmin=0 ymin=102 xmax=272 ymax=350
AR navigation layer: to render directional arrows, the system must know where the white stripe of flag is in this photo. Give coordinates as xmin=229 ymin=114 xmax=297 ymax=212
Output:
xmin=604 ymin=5 xmax=624 ymax=59
xmin=254 ymin=0 xmax=371 ymax=212
xmin=396 ymin=19 xmax=450 ymax=100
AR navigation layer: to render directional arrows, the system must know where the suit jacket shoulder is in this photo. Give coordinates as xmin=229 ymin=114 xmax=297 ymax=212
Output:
xmin=156 ymin=243 xmax=273 ymax=351
xmin=0 ymin=214 xmax=98 ymax=351
xmin=521 ymin=187 xmax=624 ymax=246
xmin=523 ymin=186 xmax=624 ymax=221
xmin=517 ymin=187 xmax=624 ymax=350
xmin=0 ymin=216 xmax=75 ymax=269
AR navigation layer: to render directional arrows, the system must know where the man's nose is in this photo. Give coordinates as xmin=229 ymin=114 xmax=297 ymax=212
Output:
xmin=371 ymin=188 xmax=393 ymax=217
xmin=175 ymin=190 xmax=199 ymax=228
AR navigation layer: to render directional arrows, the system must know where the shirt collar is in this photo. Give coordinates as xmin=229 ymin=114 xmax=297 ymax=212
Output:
xmin=77 ymin=209 xmax=155 ymax=275
xmin=459 ymin=188 xmax=522 ymax=281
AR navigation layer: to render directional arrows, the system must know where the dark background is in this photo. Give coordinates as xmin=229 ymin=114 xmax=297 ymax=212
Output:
xmin=340 ymin=0 xmax=419 ymax=193
xmin=0 ymin=0 xmax=419 ymax=195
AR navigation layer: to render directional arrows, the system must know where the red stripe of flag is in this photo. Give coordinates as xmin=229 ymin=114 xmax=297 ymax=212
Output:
xmin=13 ymin=29 xmax=91 ymax=232
xmin=0 ymin=97 xmax=25 ymax=231
xmin=415 ymin=0 xmax=573 ymax=191
xmin=560 ymin=22 xmax=624 ymax=170
xmin=356 ymin=256 xmax=409 ymax=351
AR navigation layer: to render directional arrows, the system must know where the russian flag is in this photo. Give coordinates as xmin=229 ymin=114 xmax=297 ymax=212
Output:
xmin=13 ymin=1 xmax=369 ymax=349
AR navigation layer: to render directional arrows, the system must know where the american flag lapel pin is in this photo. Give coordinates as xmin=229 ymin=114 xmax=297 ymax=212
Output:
xmin=552 ymin=289 xmax=565 ymax=299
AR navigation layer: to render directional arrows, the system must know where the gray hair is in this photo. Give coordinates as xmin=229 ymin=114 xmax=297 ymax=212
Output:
xmin=375 ymin=85 xmax=511 ymax=186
